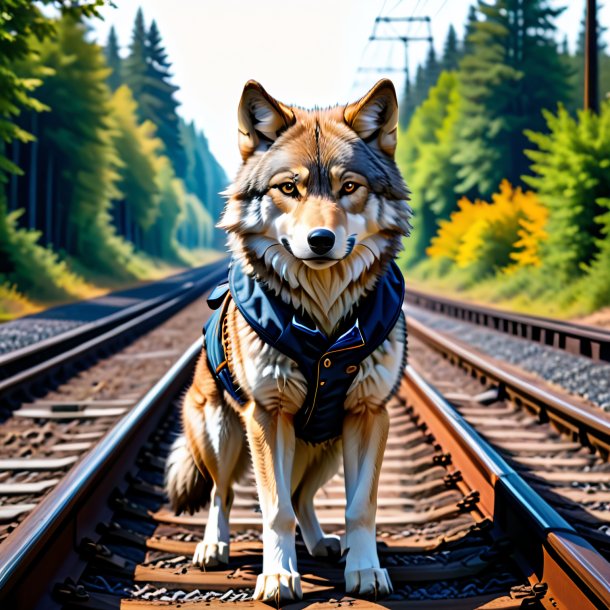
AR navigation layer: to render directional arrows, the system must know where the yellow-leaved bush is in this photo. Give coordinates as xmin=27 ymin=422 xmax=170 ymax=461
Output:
xmin=427 ymin=180 xmax=548 ymax=279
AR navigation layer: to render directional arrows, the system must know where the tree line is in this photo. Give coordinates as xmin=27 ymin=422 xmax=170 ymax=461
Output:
xmin=0 ymin=1 xmax=227 ymax=314
xmin=397 ymin=0 xmax=610 ymax=316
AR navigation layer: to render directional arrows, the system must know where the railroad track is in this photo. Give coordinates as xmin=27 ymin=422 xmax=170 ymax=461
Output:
xmin=406 ymin=287 xmax=610 ymax=363
xmin=1 ymin=305 xmax=609 ymax=608
xmin=0 ymin=259 xmax=228 ymax=409
xmin=407 ymin=317 xmax=610 ymax=555
xmin=0 ymin=260 xmax=227 ymax=552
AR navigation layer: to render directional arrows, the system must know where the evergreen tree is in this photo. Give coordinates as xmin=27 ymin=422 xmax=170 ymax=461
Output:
xmin=123 ymin=8 xmax=148 ymax=104
xmin=401 ymin=47 xmax=440 ymax=129
xmin=525 ymin=103 xmax=610 ymax=280
xmin=463 ymin=5 xmax=478 ymax=55
xmin=441 ymin=25 xmax=460 ymax=71
xmin=453 ymin=0 xmax=570 ymax=197
xmin=0 ymin=1 xmax=104 ymax=190
xmin=180 ymin=119 xmax=228 ymax=247
xmin=145 ymin=19 xmax=187 ymax=177
xmin=397 ymin=71 xmax=462 ymax=264
xmin=31 ymin=16 xmax=135 ymax=274
xmin=105 ymin=25 xmax=122 ymax=91
xmin=144 ymin=156 xmax=185 ymax=261
xmin=123 ymin=10 xmax=186 ymax=177
xmin=109 ymin=84 xmax=162 ymax=246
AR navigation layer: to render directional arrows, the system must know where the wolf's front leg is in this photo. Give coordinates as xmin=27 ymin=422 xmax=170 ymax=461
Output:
xmin=342 ymin=407 xmax=392 ymax=597
xmin=244 ymin=401 xmax=302 ymax=602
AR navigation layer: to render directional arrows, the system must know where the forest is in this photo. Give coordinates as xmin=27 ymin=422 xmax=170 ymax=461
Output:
xmin=2 ymin=1 xmax=610 ymax=321
xmin=0 ymin=1 xmax=227 ymax=319
xmin=396 ymin=0 xmax=610 ymax=317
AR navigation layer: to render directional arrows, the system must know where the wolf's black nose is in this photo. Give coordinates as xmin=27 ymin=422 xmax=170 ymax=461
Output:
xmin=308 ymin=229 xmax=335 ymax=256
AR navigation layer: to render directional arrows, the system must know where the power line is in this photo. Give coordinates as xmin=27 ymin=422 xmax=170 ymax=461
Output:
xmin=433 ymin=0 xmax=449 ymax=20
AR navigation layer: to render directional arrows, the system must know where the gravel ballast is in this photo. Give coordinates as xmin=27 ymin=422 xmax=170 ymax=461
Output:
xmin=408 ymin=306 xmax=610 ymax=412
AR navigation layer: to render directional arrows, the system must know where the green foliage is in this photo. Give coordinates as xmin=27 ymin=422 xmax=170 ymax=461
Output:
xmin=110 ymin=84 xmax=162 ymax=231
xmin=400 ymin=47 xmax=440 ymax=129
xmin=0 ymin=197 xmax=91 ymax=301
xmin=0 ymin=1 xmax=106 ymax=184
xmin=441 ymin=25 xmax=460 ymax=72
xmin=144 ymin=156 xmax=186 ymax=262
xmin=105 ymin=25 xmax=122 ymax=91
xmin=180 ymin=119 xmax=228 ymax=241
xmin=145 ymin=19 xmax=186 ymax=177
xmin=180 ymin=192 xmax=214 ymax=250
xmin=453 ymin=0 xmax=569 ymax=197
xmin=123 ymin=9 xmax=186 ymax=177
xmin=525 ymin=102 xmax=610 ymax=279
xmin=33 ymin=16 xmax=137 ymax=276
xmin=397 ymin=71 xmax=462 ymax=264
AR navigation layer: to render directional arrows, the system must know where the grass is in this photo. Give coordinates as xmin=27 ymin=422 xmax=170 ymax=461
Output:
xmin=403 ymin=258 xmax=608 ymax=320
xmin=0 ymin=247 xmax=226 ymax=322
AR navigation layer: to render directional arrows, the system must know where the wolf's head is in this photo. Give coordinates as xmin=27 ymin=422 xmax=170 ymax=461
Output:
xmin=220 ymin=79 xmax=411 ymax=334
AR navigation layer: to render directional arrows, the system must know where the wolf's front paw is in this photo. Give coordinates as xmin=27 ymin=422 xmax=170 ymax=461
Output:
xmin=253 ymin=571 xmax=302 ymax=602
xmin=311 ymin=534 xmax=342 ymax=558
xmin=345 ymin=567 xmax=392 ymax=598
xmin=192 ymin=541 xmax=229 ymax=568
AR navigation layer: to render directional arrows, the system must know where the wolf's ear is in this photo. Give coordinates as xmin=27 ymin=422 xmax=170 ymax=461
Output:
xmin=344 ymin=79 xmax=399 ymax=158
xmin=237 ymin=81 xmax=295 ymax=161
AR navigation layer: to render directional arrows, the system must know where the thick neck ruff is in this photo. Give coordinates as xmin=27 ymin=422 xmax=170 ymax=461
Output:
xmin=204 ymin=260 xmax=405 ymax=444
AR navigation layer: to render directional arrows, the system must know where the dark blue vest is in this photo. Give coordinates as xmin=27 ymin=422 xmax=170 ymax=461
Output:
xmin=204 ymin=261 xmax=405 ymax=444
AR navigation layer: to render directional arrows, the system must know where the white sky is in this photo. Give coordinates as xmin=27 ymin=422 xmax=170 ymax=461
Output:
xmin=90 ymin=0 xmax=610 ymax=178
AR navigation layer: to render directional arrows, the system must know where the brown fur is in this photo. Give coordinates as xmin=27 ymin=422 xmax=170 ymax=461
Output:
xmin=166 ymin=79 xmax=411 ymax=602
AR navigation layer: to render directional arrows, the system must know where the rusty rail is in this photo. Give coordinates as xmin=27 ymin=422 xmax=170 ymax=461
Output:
xmin=0 ymin=259 xmax=227 ymax=406
xmin=406 ymin=287 xmax=610 ymax=362
xmin=405 ymin=365 xmax=610 ymax=610
xmin=408 ymin=315 xmax=610 ymax=459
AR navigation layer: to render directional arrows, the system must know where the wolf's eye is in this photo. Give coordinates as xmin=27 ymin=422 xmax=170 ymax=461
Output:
xmin=279 ymin=182 xmax=297 ymax=196
xmin=341 ymin=182 xmax=360 ymax=196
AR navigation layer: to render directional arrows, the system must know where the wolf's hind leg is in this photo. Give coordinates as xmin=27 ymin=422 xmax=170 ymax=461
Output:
xmin=292 ymin=440 xmax=342 ymax=558
xmin=181 ymin=356 xmax=248 ymax=569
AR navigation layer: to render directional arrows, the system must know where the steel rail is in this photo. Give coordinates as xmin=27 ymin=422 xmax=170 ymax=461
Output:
xmin=0 ymin=260 xmax=227 ymax=403
xmin=0 ymin=269 xmax=195 ymax=380
xmin=405 ymin=365 xmax=610 ymax=610
xmin=406 ymin=287 xmax=610 ymax=362
xmin=0 ymin=338 xmax=202 ymax=608
xmin=407 ymin=315 xmax=610 ymax=458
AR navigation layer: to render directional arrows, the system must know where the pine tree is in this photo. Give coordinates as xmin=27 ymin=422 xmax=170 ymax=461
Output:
xmin=463 ymin=5 xmax=478 ymax=55
xmin=180 ymin=119 xmax=228 ymax=247
xmin=397 ymin=71 xmax=462 ymax=264
xmin=401 ymin=47 xmax=440 ymax=129
xmin=525 ymin=102 xmax=610 ymax=279
xmin=109 ymin=84 xmax=162 ymax=245
xmin=105 ymin=25 xmax=122 ymax=91
xmin=453 ymin=0 xmax=570 ymax=197
xmin=123 ymin=11 xmax=186 ymax=178
xmin=145 ymin=20 xmax=187 ymax=177
xmin=122 ymin=8 xmax=154 ymax=114
xmin=441 ymin=25 xmax=460 ymax=71
xmin=144 ymin=156 xmax=185 ymax=261
xmin=31 ymin=16 xmax=135 ymax=275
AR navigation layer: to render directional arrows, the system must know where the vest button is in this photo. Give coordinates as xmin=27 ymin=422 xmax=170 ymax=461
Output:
xmin=319 ymin=380 xmax=326 ymax=386
xmin=323 ymin=358 xmax=332 ymax=368
xmin=345 ymin=364 xmax=358 ymax=374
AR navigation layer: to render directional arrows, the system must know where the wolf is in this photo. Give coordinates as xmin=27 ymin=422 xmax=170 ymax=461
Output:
xmin=166 ymin=78 xmax=411 ymax=602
